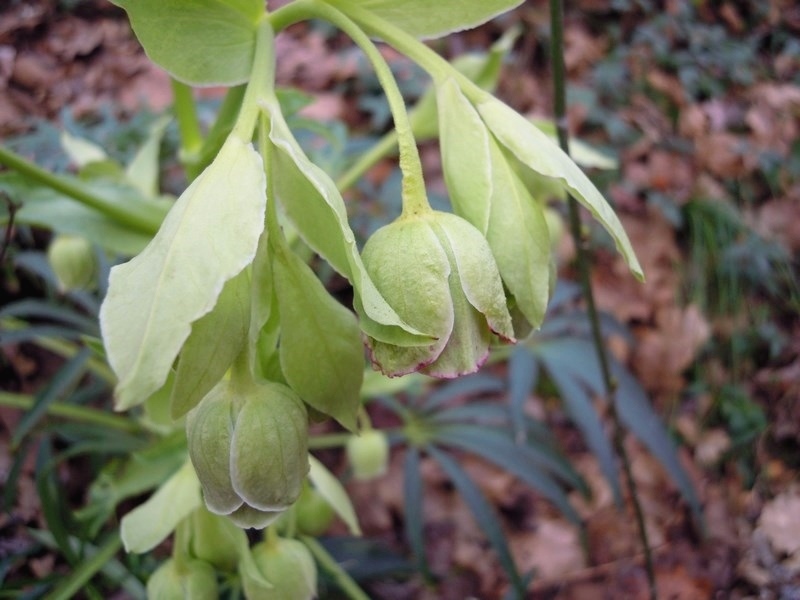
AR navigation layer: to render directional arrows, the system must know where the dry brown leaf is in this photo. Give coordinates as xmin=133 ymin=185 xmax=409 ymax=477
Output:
xmin=758 ymin=490 xmax=800 ymax=556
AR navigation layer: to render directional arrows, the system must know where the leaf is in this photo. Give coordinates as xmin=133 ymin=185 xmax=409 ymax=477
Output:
xmin=536 ymin=341 xmax=622 ymax=503
xmin=265 ymin=101 xmax=428 ymax=344
xmin=170 ymin=268 xmax=251 ymax=419
xmin=3 ymin=173 xmax=158 ymax=255
xmin=110 ymin=0 xmax=263 ymax=86
xmin=508 ymin=346 xmax=539 ymax=443
xmin=427 ymin=446 xmax=525 ymax=595
xmin=308 ymin=455 xmax=361 ymax=535
xmin=477 ymin=97 xmax=644 ymax=280
xmin=60 ymin=131 xmax=108 ymax=167
xmin=437 ymin=78 xmax=492 ymax=232
xmin=484 ymin=137 xmax=551 ymax=327
xmin=100 ymin=135 xmax=266 ymax=411
xmin=121 ymin=460 xmax=202 ymax=553
xmin=613 ymin=361 xmax=702 ymax=523
xmin=125 ymin=115 xmax=171 ymax=197
xmin=335 ymin=0 xmax=525 ymax=40
xmin=435 ymin=426 xmax=582 ymax=524
xmin=272 ymin=239 xmax=363 ymax=431
xmin=402 ymin=446 xmax=429 ymax=578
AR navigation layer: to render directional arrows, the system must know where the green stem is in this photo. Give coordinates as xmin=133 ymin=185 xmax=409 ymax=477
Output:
xmin=0 ymin=392 xmax=143 ymax=434
xmin=307 ymin=432 xmax=353 ymax=450
xmin=171 ymin=79 xmax=204 ymax=158
xmin=187 ymin=85 xmax=247 ymax=178
xmin=232 ymin=18 xmax=277 ymax=143
xmin=548 ymin=1 xmax=657 ymax=598
xmin=0 ymin=145 xmax=162 ymax=235
xmin=335 ymin=129 xmax=399 ymax=192
xmin=299 ymin=535 xmax=371 ymax=600
xmin=43 ymin=533 xmax=124 ymax=600
xmin=270 ymin=0 xmax=431 ymax=217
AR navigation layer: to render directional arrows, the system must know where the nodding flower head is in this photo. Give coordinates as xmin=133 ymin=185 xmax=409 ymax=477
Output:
xmin=361 ymin=210 xmax=514 ymax=378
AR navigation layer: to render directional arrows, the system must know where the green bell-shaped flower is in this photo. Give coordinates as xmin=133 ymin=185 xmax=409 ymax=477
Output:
xmin=241 ymin=537 xmax=317 ymax=600
xmin=146 ymin=558 xmax=218 ymax=600
xmin=361 ymin=210 xmax=514 ymax=378
xmin=186 ymin=377 xmax=309 ymax=529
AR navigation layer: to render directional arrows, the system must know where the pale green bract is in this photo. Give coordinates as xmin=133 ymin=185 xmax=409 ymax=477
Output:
xmin=331 ymin=0 xmax=525 ymax=40
xmin=121 ymin=460 xmax=202 ymax=553
xmin=110 ymin=0 xmax=263 ymax=86
xmin=308 ymin=456 xmax=361 ymax=535
xmin=100 ymin=136 xmax=266 ymax=411
xmin=169 ymin=269 xmax=251 ymax=419
xmin=476 ymin=97 xmax=645 ymax=280
xmin=271 ymin=235 xmax=363 ymax=432
xmin=263 ymin=100 xmax=430 ymax=344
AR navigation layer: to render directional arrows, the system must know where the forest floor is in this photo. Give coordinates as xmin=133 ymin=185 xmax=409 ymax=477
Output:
xmin=1 ymin=0 xmax=799 ymax=598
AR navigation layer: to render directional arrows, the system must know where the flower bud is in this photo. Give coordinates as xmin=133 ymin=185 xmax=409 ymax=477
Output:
xmin=186 ymin=378 xmax=310 ymax=529
xmin=146 ymin=558 xmax=218 ymax=600
xmin=241 ymin=537 xmax=317 ymax=600
xmin=293 ymin=483 xmax=335 ymax=536
xmin=188 ymin=507 xmax=245 ymax=572
xmin=361 ymin=210 xmax=514 ymax=378
xmin=346 ymin=429 xmax=389 ymax=480
xmin=47 ymin=234 xmax=97 ymax=291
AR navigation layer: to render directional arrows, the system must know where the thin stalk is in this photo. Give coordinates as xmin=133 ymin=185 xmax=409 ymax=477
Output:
xmin=548 ymin=1 xmax=656 ymax=598
xmin=171 ymin=79 xmax=204 ymax=158
xmin=0 ymin=392 xmax=143 ymax=434
xmin=335 ymin=129 xmax=398 ymax=192
xmin=0 ymin=145 xmax=162 ymax=235
xmin=299 ymin=535 xmax=371 ymax=600
xmin=232 ymin=18 xmax=276 ymax=143
xmin=269 ymin=0 xmax=430 ymax=217
xmin=42 ymin=533 xmax=123 ymax=600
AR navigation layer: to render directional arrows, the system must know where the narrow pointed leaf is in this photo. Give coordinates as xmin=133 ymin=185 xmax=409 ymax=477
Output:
xmin=435 ymin=425 xmax=585 ymax=511
xmin=427 ymin=446 xmax=525 ymax=595
xmin=100 ymin=136 xmax=266 ymax=410
xmin=403 ymin=446 xmax=429 ymax=578
xmin=125 ymin=115 xmax=170 ymax=197
xmin=508 ymin=347 xmax=539 ymax=443
xmin=537 ymin=345 xmax=622 ymax=503
xmin=613 ymin=362 xmax=702 ymax=523
xmin=170 ymin=269 xmax=251 ymax=419
xmin=110 ymin=0 xmax=263 ymax=86
xmin=477 ymin=97 xmax=643 ymax=280
xmin=272 ymin=239 xmax=362 ymax=431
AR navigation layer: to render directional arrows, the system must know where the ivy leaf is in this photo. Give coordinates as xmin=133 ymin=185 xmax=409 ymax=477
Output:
xmin=335 ymin=0 xmax=525 ymax=40
xmin=264 ymin=101 xmax=429 ymax=345
xmin=169 ymin=268 xmax=251 ymax=420
xmin=477 ymin=97 xmax=644 ymax=280
xmin=111 ymin=0 xmax=263 ymax=86
xmin=100 ymin=136 xmax=266 ymax=411
xmin=271 ymin=237 xmax=362 ymax=431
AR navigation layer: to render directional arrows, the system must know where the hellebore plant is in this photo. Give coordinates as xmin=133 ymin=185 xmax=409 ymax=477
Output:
xmin=1 ymin=0 xmax=644 ymax=597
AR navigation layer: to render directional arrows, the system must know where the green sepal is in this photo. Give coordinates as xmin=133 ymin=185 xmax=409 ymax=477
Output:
xmin=271 ymin=238 xmax=363 ymax=432
xmin=170 ymin=268 xmax=251 ymax=419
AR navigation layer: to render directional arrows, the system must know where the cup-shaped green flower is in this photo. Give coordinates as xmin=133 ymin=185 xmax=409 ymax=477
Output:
xmin=186 ymin=378 xmax=309 ymax=529
xmin=240 ymin=537 xmax=317 ymax=600
xmin=146 ymin=558 xmax=218 ymax=600
xmin=361 ymin=210 xmax=514 ymax=378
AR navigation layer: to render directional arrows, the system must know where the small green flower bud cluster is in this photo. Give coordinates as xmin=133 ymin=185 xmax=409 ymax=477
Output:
xmin=347 ymin=429 xmax=390 ymax=480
